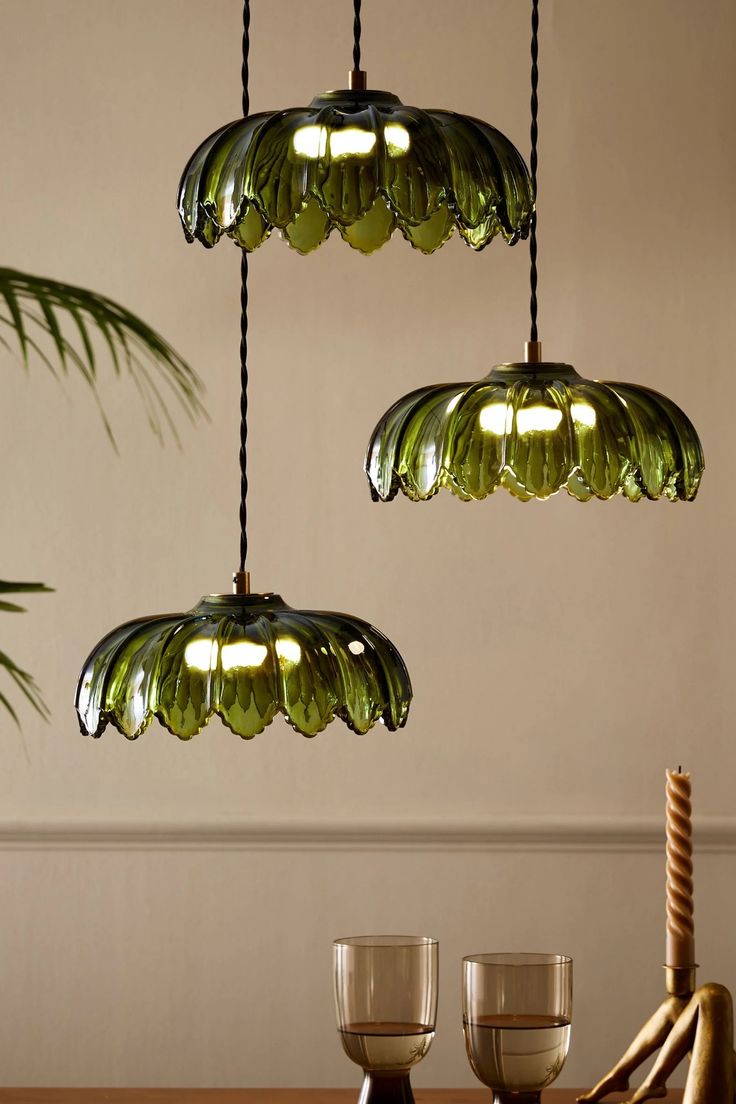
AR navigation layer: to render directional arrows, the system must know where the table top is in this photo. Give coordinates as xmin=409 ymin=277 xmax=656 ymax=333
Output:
xmin=0 ymin=1092 xmax=683 ymax=1104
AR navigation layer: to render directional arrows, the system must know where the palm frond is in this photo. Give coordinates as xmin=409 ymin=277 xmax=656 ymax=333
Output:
xmin=0 ymin=579 xmax=54 ymax=613
xmin=0 ymin=648 xmax=50 ymax=723
xmin=0 ymin=582 xmax=54 ymax=724
xmin=0 ymin=267 xmax=206 ymax=445
xmin=0 ymin=267 xmax=208 ymax=724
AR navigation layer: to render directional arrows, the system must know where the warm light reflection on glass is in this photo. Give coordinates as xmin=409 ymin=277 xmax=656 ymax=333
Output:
xmin=129 ymin=669 xmax=145 ymax=721
xmin=221 ymin=641 xmax=268 ymax=670
xmin=329 ymin=127 xmax=377 ymax=158
xmin=218 ymin=178 xmax=237 ymax=222
xmin=293 ymin=125 xmax=327 ymax=158
xmin=275 ymin=637 xmax=302 ymax=665
xmin=348 ymin=640 xmax=365 ymax=655
xmin=384 ymin=123 xmax=411 ymax=156
xmin=421 ymin=443 xmax=439 ymax=485
xmin=184 ymin=638 xmax=216 ymax=671
xmin=446 ymin=393 xmax=462 ymax=414
xmin=571 ymin=401 xmax=597 ymax=427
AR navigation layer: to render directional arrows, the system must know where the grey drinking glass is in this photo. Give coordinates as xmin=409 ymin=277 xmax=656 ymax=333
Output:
xmin=463 ymin=952 xmax=573 ymax=1104
xmin=334 ymin=935 xmax=439 ymax=1104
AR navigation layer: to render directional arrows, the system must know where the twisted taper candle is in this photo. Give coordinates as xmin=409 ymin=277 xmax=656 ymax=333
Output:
xmin=665 ymin=768 xmax=695 ymax=968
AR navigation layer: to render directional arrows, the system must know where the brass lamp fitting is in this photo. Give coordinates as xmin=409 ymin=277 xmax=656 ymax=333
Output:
xmin=232 ymin=570 xmax=251 ymax=595
xmin=525 ymin=340 xmax=542 ymax=364
xmin=348 ymin=69 xmax=367 ymax=90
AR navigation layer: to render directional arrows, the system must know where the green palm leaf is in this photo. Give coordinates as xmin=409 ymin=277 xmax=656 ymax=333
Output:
xmin=1 ymin=268 xmax=207 ymax=723
xmin=0 ymin=581 xmax=54 ymax=724
xmin=0 ymin=266 xmax=206 ymax=445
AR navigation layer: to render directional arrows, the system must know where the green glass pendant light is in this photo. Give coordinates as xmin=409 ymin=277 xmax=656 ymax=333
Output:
xmin=366 ymin=0 xmax=704 ymax=504
xmin=178 ymin=1 xmax=534 ymax=256
xmin=75 ymin=1 xmax=411 ymax=741
xmin=76 ymin=594 xmax=410 ymax=739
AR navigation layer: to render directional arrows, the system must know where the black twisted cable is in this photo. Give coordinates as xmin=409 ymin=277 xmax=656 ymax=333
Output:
xmin=238 ymin=0 xmax=251 ymax=573
xmin=238 ymin=252 xmax=249 ymax=573
xmin=241 ymin=0 xmax=250 ymax=117
xmin=529 ymin=0 xmax=539 ymax=343
xmin=353 ymin=0 xmax=362 ymax=72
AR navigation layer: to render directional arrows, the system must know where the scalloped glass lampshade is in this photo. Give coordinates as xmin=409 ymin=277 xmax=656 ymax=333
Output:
xmin=366 ymin=361 xmax=704 ymax=503
xmin=178 ymin=89 xmax=534 ymax=255
xmin=76 ymin=592 xmax=412 ymax=740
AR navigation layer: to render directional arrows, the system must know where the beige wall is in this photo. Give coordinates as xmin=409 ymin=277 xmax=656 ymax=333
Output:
xmin=1 ymin=0 xmax=734 ymax=1089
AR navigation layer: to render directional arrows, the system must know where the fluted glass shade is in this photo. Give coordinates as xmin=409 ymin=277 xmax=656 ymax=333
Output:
xmin=76 ymin=592 xmax=412 ymax=739
xmin=366 ymin=361 xmax=703 ymax=503
xmin=178 ymin=89 xmax=533 ymax=255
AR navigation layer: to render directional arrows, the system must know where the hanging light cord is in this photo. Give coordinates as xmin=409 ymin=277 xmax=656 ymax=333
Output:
xmin=238 ymin=0 xmax=251 ymax=575
xmin=353 ymin=0 xmax=362 ymax=72
xmin=529 ymin=0 xmax=539 ymax=344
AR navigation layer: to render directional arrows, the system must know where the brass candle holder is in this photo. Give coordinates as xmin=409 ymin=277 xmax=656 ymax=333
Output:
xmin=579 ymin=769 xmax=735 ymax=1104
xmin=578 ymin=965 xmax=735 ymax=1103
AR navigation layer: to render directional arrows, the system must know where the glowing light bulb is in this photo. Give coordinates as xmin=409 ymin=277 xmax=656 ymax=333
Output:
xmin=384 ymin=123 xmax=411 ymax=156
xmin=571 ymin=402 xmax=597 ymax=427
xmin=516 ymin=405 xmax=563 ymax=434
xmin=329 ymin=127 xmax=377 ymax=158
xmin=292 ymin=125 xmax=327 ymax=158
xmin=479 ymin=402 xmax=514 ymax=435
xmin=275 ymin=637 xmax=302 ymax=665
xmin=221 ymin=641 xmax=268 ymax=670
xmin=184 ymin=638 xmax=216 ymax=671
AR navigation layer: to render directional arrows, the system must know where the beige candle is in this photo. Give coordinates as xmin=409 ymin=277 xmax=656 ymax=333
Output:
xmin=665 ymin=768 xmax=695 ymax=968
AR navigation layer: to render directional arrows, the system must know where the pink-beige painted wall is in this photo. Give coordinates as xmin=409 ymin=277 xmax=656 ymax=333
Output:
xmin=0 ymin=0 xmax=734 ymax=1088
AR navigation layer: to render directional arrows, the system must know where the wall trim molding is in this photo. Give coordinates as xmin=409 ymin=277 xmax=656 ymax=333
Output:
xmin=0 ymin=817 xmax=735 ymax=852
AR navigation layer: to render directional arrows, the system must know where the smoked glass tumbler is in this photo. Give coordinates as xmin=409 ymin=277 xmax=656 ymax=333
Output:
xmin=334 ymin=935 xmax=439 ymax=1104
xmin=463 ymin=953 xmax=573 ymax=1104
